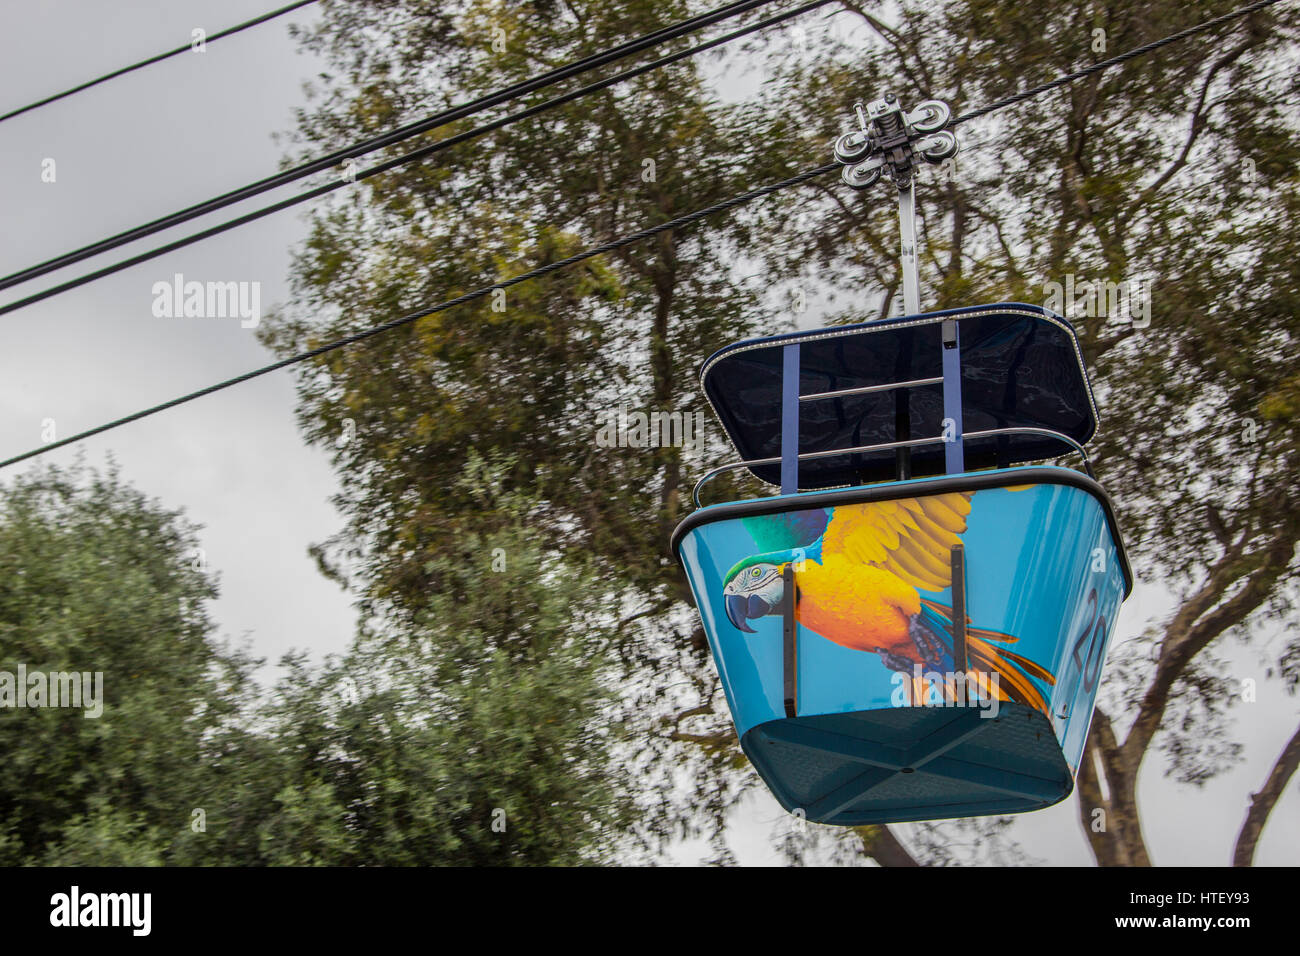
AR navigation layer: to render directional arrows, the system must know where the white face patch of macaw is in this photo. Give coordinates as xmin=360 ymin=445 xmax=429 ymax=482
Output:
xmin=724 ymin=562 xmax=786 ymax=633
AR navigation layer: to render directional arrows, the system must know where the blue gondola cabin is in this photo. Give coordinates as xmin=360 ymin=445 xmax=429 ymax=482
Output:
xmin=672 ymin=303 xmax=1132 ymax=825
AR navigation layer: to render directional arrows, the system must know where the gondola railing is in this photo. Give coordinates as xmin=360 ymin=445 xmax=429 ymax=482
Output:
xmin=692 ymin=425 xmax=1095 ymax=508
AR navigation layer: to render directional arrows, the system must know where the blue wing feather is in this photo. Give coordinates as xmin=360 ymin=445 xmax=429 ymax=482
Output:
xmin=741 ymin=508 xmax=830 ymax=552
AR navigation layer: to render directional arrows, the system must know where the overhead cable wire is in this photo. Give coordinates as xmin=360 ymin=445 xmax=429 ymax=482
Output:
xmin=950 ymin=0 xmax=1286 ymax=127
xmin=0 ymin=161 xmax=840 ymax=470
xmin=0 ymin=0 xmax=320 ymax=124
xmin=0 ymin=0 xmax=781 ymax=294
xmin=0 ymin=0 xmax=1288 ymax=467
xmin=0 ymin=0 xmax=830 ymax=318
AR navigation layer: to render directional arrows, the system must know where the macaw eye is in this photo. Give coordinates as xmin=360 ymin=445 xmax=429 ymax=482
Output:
xmin=751 ymin=568 xmax=761 ymax=577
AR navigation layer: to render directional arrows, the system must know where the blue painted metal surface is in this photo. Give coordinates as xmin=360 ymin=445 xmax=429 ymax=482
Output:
xmin=780 ymin=343 xmax=800 ymax=494
xmin=941 ymin=320 xmax=964 ymax=474
xmin=672 ymin=467 xmax=1129 ymax=824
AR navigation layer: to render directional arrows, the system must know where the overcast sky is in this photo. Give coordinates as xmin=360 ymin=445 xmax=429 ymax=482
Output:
xmin=0 ymin=0 xmax=353 ymax=669
xmin=0 ymin=0 xmax=1294 ymax=866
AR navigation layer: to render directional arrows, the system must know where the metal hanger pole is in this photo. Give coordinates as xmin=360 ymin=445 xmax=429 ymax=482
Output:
xmin=832 ymin=93 xmax=956 ymax=319
xmin=897 ymin=179 xmax=921 ymax=316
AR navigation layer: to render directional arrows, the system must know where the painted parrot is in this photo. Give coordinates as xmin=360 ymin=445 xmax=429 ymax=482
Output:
xmin=721 ymin=492 xmax=1054 ymax=712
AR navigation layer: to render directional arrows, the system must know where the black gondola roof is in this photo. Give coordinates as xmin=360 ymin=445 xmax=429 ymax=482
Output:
xmin=700 ymin=303 xmax=1098 ymax=489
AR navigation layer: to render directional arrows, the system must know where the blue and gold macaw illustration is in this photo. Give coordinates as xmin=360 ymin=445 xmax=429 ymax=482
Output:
xmin=721 ymin=493 xmax=1055 ymax=712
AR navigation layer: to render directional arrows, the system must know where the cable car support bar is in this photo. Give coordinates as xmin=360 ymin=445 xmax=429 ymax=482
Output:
xmin=770 ymin=93 xmax=966 ymax=500
xmin=833 ymin=93 xmax=966 ymax=476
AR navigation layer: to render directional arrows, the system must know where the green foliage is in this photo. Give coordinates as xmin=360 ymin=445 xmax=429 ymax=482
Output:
xmin=0 ymin=459 xmax=635 ymax=865
xmin=262 ymin=0 xmax=1300 ymax=864
xmin=40 ymin=804 xmax=165 ymax=867
xmin=0 ymin=463 xmax=249 ymax=864
xmin=262 ymin=0 xmax=789 ymax=849
xmin=248 ymin=459 xmax=640 ymax=864
xmin=10 ymin=1 xmax=1293 ymax=866
xmin=263 ymin=0 xmax=771 ymax=611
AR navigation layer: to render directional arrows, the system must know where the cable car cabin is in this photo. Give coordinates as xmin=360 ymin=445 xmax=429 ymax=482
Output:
xmin=671 ymin=303 xmax=1132 ymax=826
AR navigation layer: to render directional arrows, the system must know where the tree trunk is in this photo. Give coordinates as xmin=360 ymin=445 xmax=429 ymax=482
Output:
xmin=1076 ymin=736 xmax=1128 ymax=866
xmin=857 ymin=825 xmax=919 ymax=866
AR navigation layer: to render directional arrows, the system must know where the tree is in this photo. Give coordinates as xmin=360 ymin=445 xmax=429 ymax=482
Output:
xmin=250 ymin=457 xmax=641 ymax=865
xmin=750 ymin=0 xmax=1300 ymax=864
xmin=0 ymin=463 xmax=255 ymax=864
xmin=264 ymin=0 xmax=1300 ymax=864
xmin=264 ymin=0 xmax=791 ymax=850
xmin=0 ymin=455 xmax=635 ymax=865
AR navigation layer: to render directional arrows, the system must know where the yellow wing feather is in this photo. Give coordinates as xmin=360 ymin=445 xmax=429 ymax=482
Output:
xmin=822 ymin=493 xmax=973 ymax=594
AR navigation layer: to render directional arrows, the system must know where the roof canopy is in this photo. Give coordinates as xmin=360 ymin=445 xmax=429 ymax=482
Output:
xmin=700 ymin=303 xmax=1098 ymax=489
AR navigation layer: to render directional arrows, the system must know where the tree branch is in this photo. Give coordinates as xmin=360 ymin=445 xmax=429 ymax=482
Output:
xmin=1126 ymin=40 xmax=1255 ymax=219
xmin=1122 ymin=532 xmax=1298 ymax=770
xmin=1232 ymin=719 xmax=1300 ymax=866
xmin=836 ymin=2 xmax=930 ymax=93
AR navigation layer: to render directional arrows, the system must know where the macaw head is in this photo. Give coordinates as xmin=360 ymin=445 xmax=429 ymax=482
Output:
xmin=722 ymin=554 xmax=789 ymax=633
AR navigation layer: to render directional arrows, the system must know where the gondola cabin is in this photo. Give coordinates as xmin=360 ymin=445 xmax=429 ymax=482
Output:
xmin=671 ymin=303 xmax=1132 ymax=825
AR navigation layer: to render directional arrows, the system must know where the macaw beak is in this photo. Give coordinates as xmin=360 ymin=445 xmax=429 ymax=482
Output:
xmin=726 ymin=594 xmax=756 ymax=633
xmin=726 ymin=593 xmax=774 ymax=634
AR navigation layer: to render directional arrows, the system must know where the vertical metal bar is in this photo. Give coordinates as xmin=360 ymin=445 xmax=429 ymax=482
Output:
xmin=942 ymin=319 xmax=964 ymax=473
xmin=894 ymin=389 xmax=911 ymax=480
xmin=783 ymin=564 xmax=797 ymax=718
xmin=894 ymin=331 xmax=912 ymax=479
xmin=780 ymin=343 xmax=800 ymax=494
xmin=897 ymin=181 xmax=920 ymax=316
xmin=950 ymin=544 xmax=967 ymax=705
